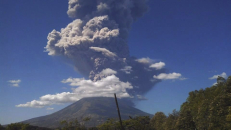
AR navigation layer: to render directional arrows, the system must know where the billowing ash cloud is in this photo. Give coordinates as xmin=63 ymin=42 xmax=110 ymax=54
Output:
xmin=15 ymin=0 xmax=188 ymax=108
xmin=44 ymin=0 xmax=166 ymax=98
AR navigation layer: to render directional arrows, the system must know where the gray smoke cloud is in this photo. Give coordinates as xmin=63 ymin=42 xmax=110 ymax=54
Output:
xmin=45 ymin=0 xmax=165 ymax=99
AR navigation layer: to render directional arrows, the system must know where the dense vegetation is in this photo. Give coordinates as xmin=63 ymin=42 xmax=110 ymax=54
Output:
xmin=0 ymin=123 xmax=52 ymax=130
xmin=2 ymin=76 xmax=230 ymax=130
xmin=174 ymin=76 xmax=231 ymax=130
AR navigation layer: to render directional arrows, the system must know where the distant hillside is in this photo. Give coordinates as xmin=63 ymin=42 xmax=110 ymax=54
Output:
xmin=22 ymin=97 xmax=152 ymax=128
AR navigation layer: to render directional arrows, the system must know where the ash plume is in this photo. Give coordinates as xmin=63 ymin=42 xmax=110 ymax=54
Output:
xmin=45 ymin=0 xmax=165 ymax=99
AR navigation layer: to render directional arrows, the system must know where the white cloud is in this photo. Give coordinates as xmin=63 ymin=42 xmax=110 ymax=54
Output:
xmin=149 ymin=62 xmax=165 ymax=70
xmin=179 ymin=77 xmax=188 ymax=80
xmin=120 ymin=66 xmax=132 ymax=74
xmin=153 ymin=73 xmax=183 ymax=80
xmin=210 ymin=72 xmax=228 ymax=85
xmin=61 ymin=77 xmax=85 ymax=85
xmin=89 ymin=47 xmax=117 ymax=58
xmin=46 ymin=107 xmax=54 ymax=110
xmin=8 ymin=80 xmax=21 ymax=84
xmin=16 ymin=100 xmax=52 ymax=108
xmin=8 ymin=79 xmax=21 ymax=87
xmin=209 ymin=72 xmax=227 ymax=79
xmin=136 ymin=95 xmax=147 ymax=100
xmin=213 ymin=82 xmax=218 ymax=86
xmin=16 ymin=74 xmax=133 ymax=108
xmin=135 ymin=57 xmax=154 ymax=64
xmin=99 ymin=68 xmax=117 ymax=76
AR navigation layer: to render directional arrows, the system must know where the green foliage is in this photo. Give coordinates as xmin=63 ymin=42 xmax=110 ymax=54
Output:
xmin=88 ymin=127 xmax=98 ymax=130
xmin=0 ymin=124 xmax=5 ymax=130
xmin=123 ymin=116 xmax=152 ymax=130
xmin=82 ymin=117 xmax=91 ymax=122
xmin=227 ymin=76 xmax=231 ymax=86
xmin=163 ymin=109 xmax=179 ymax=130
xmin=217 ymin=76 xmax=226 ymax=84
xmin=97 ymin=116 xmax=153 ymax=130
xmin=5 ymin=123 xmax=51 ymax=130
xmin=6 ymin=123 xmax=29 ymax=130
xmin=97 ymin=118 xmax=120 ymax=130
xmin=175 ymin=107 xmax=196 ymax=130
xmin=226 ymin=106 xmax=231 ymax=129
xmin=150 ymin=112 xmax=166 ymax=130
xmin=148 ymin=75 xmax=231 ymax=130
xmin=171 ymin=76 xmax=231 ymax=130
xmin=59 ymin=118 xmax=91 ymax=130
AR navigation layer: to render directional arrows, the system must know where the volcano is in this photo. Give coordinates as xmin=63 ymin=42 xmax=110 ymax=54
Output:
xmin=22 ymin=97 xmax=152 ymax=128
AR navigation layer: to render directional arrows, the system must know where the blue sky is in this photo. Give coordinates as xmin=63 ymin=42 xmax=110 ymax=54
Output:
xmin=0 ymin=0 xmax=231 ymax=125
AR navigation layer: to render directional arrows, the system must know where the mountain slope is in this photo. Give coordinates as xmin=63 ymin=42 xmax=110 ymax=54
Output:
xmin=22 ymin=97 xmax=152 ymax=128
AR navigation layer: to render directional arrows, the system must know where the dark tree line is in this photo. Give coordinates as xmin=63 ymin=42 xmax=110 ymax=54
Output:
xmin=0 ymin=123 xmax=52 ymax=130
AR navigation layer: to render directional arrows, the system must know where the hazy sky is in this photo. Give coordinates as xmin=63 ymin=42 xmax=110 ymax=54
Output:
xmin=1 ymin=0 xmax=231 ymax=125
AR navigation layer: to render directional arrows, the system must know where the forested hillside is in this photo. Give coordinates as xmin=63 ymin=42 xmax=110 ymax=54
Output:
xmin=150 ymin=76 xmax=231 ymax=130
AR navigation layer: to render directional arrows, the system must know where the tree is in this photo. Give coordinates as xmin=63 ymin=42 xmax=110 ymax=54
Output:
xmin=175 ymin=102 xmax=196 ymax=130
xmin=195 ymin=99 xmax=210 ymax=129
xmin=226 ymin=106 xmax=231 ymax=129
xmin=81 ymin=117 xmax=91 ymax=127
xmin=217 ymin=76 xmax=226 ymax=84
xmin=6 ymin=123 xmax=29 ymax=130
xmin=163 ymin=109 xmax=179 ymax=130
xmin=123 ymin=116 xmax=152 ymax=130
xmin=59 ymin=118 xmax=88 ymax=130
xmin=97 ymin=118 xmax=120 ymax=130
xmin=208 ymin=94 xmax=231 ymax=130
xmin=226 ymin=76 xmax=231 ymax=86
xmin=150 ymin=112 xmax=166 ymax=130
xmin=97 ymin=116 xmax=153 ymax=130
xmin=0 ymin=124 xmax=5 ymax=130
xmin=176 ymin=110 xmax=196 ymax=130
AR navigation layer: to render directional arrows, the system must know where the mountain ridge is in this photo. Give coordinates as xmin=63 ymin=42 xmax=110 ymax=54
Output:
xmin=22 ymin=97 xmax=153 ymax=128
